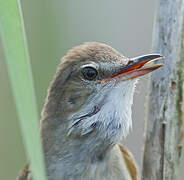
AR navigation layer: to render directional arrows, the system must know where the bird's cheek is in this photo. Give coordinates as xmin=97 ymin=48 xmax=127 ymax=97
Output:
xmin=66 ymin=89 xmax=93 ymax=112
xmin=67 ymin=95 xmax=86 ymax=112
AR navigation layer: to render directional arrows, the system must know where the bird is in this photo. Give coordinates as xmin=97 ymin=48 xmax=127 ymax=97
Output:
xmin=18 ymin=42 xmax=163 ymax=180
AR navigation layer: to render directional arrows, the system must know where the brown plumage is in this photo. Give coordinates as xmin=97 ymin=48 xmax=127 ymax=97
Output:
xmin=18 ymin=145 xmax=139 ymax=180
xmin=17 ymin=42 xmax=163 ymax=180
xmin=119 ymin=145 xmax=139 ymax=180
xmin=18 ymin=164 xmax=31 ymax=180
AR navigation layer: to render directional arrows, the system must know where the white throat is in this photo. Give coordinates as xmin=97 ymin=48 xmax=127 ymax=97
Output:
xmin=70 ymin=79 xmax=137 ymax=141
xmin=96 ymin=79 xmax=137 ymax=140
xmin=43 ymin=80 xmax=137 ymax=180
xmin=102 ymin=79 xmax=137 ymax=138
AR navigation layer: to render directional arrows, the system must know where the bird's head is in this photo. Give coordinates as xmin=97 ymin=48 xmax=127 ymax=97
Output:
xmin=42 ymin=42 xmax=163 ymax=145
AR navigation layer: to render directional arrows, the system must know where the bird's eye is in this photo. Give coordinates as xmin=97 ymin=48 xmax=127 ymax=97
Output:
xmin=81 ymin=67 xmax=98 ymax=80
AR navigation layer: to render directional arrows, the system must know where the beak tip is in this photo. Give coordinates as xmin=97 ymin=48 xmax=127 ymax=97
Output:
xmin=158 ymin=54 xmax=165 ymax=59
xmin=149 ymin=54 xmax=164 ymax=60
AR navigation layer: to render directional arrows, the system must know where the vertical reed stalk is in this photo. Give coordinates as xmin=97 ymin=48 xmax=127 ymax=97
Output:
xmin=0 ymin=1 xmax=46 ymax=180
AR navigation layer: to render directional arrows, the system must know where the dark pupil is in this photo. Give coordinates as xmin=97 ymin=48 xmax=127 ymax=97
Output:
xmin=87 ymin=69 xmax=95 ymax=77
xmin=83 ymin=67 xmax=97 ymax=80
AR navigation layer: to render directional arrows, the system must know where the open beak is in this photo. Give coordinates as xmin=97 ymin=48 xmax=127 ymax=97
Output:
xmin=102 ymin=54 xmax=164 ymax=83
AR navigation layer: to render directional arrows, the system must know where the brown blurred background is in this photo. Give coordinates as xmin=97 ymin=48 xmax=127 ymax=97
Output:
xmin=0 ymin=0 xmax=183 ymax=179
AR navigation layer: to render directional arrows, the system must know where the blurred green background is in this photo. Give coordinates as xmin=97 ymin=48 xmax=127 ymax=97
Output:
xmin=1 ymin=1 xmax=183 ymax=180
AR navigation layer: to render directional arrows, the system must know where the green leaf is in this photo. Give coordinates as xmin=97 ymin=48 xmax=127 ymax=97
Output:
xmin=0 ymin=1 xmax=46 ymax=180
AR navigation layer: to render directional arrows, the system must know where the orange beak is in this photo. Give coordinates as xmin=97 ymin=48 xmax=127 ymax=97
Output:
xmin=102 ymin=54 xmax=164 ymax=83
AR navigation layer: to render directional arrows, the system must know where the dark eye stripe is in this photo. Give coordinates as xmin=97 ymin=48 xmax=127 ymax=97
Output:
xmin=82 ymin=67 xmax=98 ymax=80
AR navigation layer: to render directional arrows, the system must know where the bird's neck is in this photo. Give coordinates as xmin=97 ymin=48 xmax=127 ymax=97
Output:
xmin=41 ymin=116 xmax=129 ymax=180
xmin=40 ymin=79 xmax=136 ymax=179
